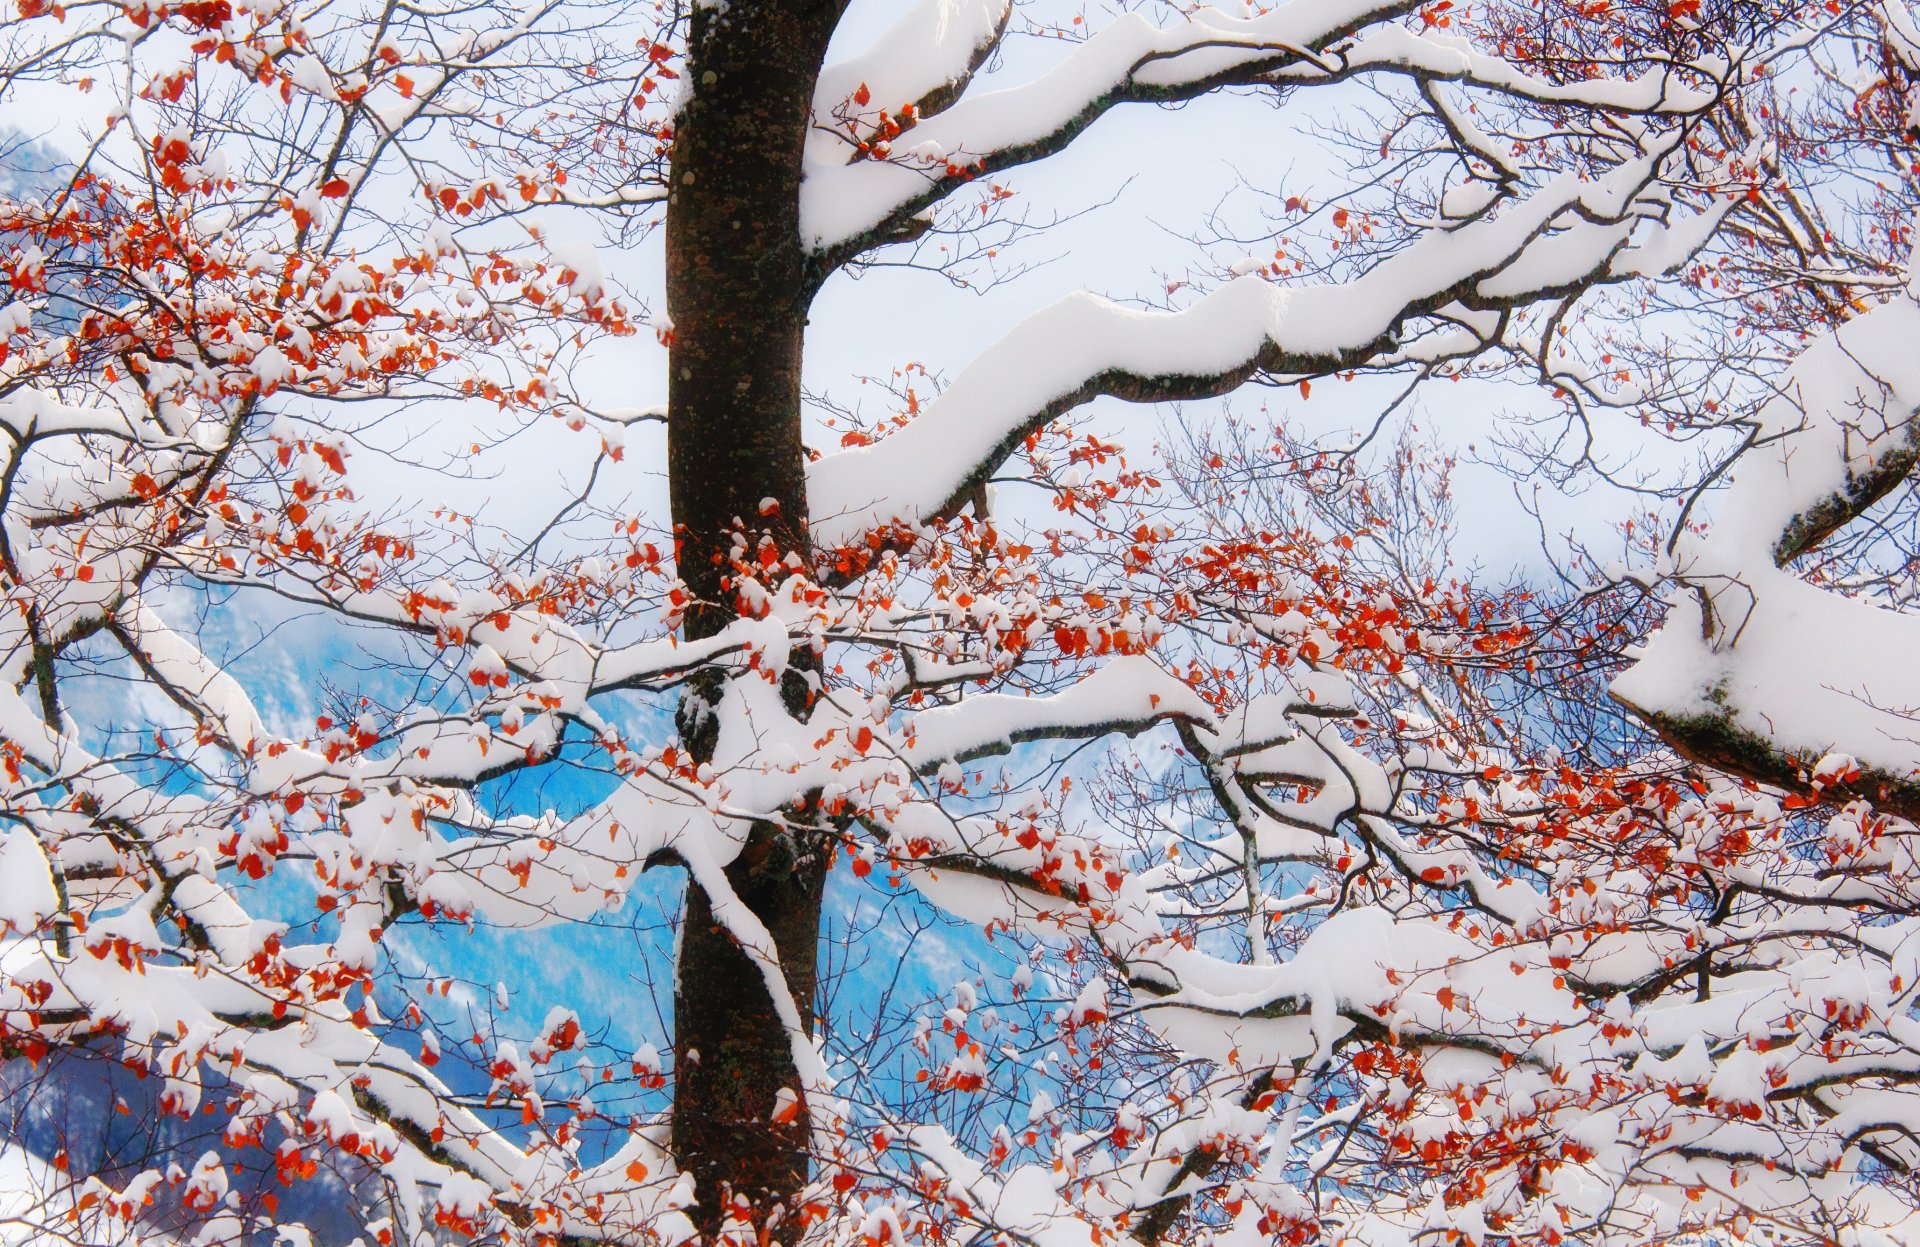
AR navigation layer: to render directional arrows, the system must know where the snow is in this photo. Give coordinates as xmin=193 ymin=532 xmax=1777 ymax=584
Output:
xmin=0 ymin=829 xmax=57 ymax=934
xmin=1613 ymin=295 xmax=1920 ymax=779
xmin=0 ymin=386 xmax=140 ymax=440
xmin=810 ymin=141 xmax=1720 ymax=547
xmin=902 ymin=655 xmax=1213 ymax=770
xmin=815 ymin=0 xmax=1008 ymax=128
xmin=548 ymin=238 xmax=605 ymax=298
xmin=289 ymin=54 xmax=340 ymax=101
xmin=0 ymin=1142 xmax=172 ymax=1245
xmin=801 ymin=1 xmax=1715 ymax=253
xmin=119 ymin=598 xmax=269 ymax=751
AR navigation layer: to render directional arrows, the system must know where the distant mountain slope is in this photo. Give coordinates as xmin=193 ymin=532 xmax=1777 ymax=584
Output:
xmin=0 ymin=130 xmax=61 ymax=201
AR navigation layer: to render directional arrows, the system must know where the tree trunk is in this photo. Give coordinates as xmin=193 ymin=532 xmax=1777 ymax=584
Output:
xmin=662 ymin=3 xmax=843 ymax=1238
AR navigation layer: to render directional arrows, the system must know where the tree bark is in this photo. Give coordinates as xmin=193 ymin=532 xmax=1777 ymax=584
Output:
xmin=662 ymin=2 xmax=843 ymax=1238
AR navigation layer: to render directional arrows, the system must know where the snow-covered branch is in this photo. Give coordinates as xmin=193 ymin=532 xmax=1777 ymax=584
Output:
xmin=812 ymin=147 xmax=1727 ymax=550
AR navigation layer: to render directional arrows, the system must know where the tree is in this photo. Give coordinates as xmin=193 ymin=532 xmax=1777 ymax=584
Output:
xmin=6 ymin=1 xmax=1920 ymax=1246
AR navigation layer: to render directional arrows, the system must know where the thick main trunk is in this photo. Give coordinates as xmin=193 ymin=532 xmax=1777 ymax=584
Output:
xmin=662 ymin=3 xmax=841 ymax=1238
xmin=671 ymin=834 xmax=830 ymax=1237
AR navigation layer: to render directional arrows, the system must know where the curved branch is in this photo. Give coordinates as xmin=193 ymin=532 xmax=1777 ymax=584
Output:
xmin=811 ymin=146 xmax=1721 ymax=557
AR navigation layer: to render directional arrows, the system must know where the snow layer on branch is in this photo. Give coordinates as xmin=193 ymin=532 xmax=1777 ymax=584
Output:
xmin=1613 ymin=296 xmax=1920 ymax=778
xmin=0 ymin=1142 xmax=175 ymax=1246
xmin=1328 ymin=25 xmax=1720 ymax=113
xmin=801 ymin=2 xmax=1718 ymax=255
xmin=0 ymin=385 xmax=142 ymax=441
xmin=806 ymin=277 xmax=1347 ymax=546
xmin=815 ymin=0 xmax=1007 ymax=120
xmin=907 ymin=1123 xmax=1103 ymax=1247
xmin=0 ymin=828 xmax=58 ymax=934
xmin=902 ymin=655 xmax=1213 ymax=770
xmin=811 ymin=151 xmax=1696 ymax=547
xmin=803 ymin=0 xmax=1385 ymax=251
xmin=1136 ymin=904 xmax=1585 ymax=1071
xmin=119 ymin=597 xmax=269 ymax=751
xmin=436 ymin=768 xmax=753 ymax=927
